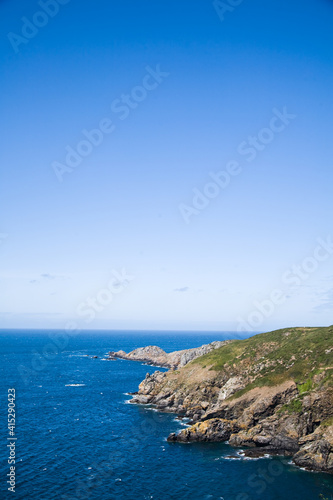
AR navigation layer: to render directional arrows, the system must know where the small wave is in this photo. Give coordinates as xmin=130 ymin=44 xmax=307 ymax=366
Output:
xmin=124 ymin=398 xmax=154 ymax=407
xmin=288 ymin=461 xmax=310 ymax=472
xmin=67 ymin=354 xmax=89 ymax=357
xmin=141 ymin=363 xmax=165 ymax=368
xmin=239 ymin=454 xmax=272 ymax=461
xmin=172 ymin=418 xmax=190 ymax=427
xmin=65 ymin=384 xmax=86 ymax=387
xmin=237 ymin=449 xmax=272 ymax=459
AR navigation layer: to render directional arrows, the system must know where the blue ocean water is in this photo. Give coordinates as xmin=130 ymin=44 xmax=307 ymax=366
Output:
xmin=0 ymin=330 xmax=332 ymax=500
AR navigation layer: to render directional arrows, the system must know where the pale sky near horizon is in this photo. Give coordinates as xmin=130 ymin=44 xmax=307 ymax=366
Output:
xmin=0 ymin=0 xmax=332 ymax=332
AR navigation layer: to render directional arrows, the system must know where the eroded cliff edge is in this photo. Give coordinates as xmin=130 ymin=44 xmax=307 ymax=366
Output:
xmin=123 ymin=326 xmax=333 ymax=473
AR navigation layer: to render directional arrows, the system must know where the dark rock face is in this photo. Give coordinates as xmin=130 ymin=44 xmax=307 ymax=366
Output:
xmin=293 ymin=427 xmax=333 ymax=473
xmin=228 ymin=425 xmax=300 ymax=453
xmin=240 ymin=448 xmax=293 ymax=458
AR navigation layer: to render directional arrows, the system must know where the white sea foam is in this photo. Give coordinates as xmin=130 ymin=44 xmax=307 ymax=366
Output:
xmin=239 ymin=454 xmax=272 ymax=461
xmin=65 ymin=384 xmax=86 ymax=387
xmin=141 ymin=363 xmax=165 ymax=369
xmin=67 ymin=354 xmax=88 ymax=357
xmin=172 ymin=417 xmax=190 ymax=427
xmin=288 ymin=461 xmax=312 ymax=472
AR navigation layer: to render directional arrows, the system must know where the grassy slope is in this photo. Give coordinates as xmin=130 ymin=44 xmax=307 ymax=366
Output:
xmin=192 ymin=326 xmax=333 ymax=400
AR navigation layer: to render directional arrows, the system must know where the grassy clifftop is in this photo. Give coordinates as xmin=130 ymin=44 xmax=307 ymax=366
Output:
xmin=192 ymin=326 xmax=333 ymax=398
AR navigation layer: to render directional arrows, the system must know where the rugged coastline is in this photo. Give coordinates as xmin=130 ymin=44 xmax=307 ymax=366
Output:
xmin=113 ymin=326 xmax=333 ymax=474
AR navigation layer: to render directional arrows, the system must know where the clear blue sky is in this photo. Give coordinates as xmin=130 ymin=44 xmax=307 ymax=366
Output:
xmin=0 ymin=0 xmax=332 ymax=331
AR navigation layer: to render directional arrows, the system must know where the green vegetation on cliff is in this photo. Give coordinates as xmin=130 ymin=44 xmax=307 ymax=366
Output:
xmin=193 ymin=325 xmax=333 ymax=398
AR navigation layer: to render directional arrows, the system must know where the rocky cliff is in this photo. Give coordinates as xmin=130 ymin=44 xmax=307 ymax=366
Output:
xmin=126 ymin=326 xmax=333 ymax=474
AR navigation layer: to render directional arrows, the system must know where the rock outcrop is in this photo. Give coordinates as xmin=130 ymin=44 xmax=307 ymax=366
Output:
xmin=168 ymin=418 xmax=243 ymax=442
xmin=293 ymin=424 xmax=333 ymax=473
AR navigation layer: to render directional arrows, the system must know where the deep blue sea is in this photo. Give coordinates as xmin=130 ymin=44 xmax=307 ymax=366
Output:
xmin=0 ymin=330 xmax=332 ymax=500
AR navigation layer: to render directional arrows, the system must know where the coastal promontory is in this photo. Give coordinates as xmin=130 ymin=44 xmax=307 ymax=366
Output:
xmin=115 ymin=326 xmax=333 ymax=474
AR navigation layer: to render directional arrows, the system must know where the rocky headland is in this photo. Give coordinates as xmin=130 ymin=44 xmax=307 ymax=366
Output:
xmin=109 ymin=340 xmax=231 ymax=370
xmin=116 ymin=326 xmax=333 ymax=474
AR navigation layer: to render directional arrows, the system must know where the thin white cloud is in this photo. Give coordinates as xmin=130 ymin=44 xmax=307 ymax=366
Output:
xmin=40 ymin=273 xmax=56 ymax=280
xmin=29 ymin=274 xmax=69 ymax=284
